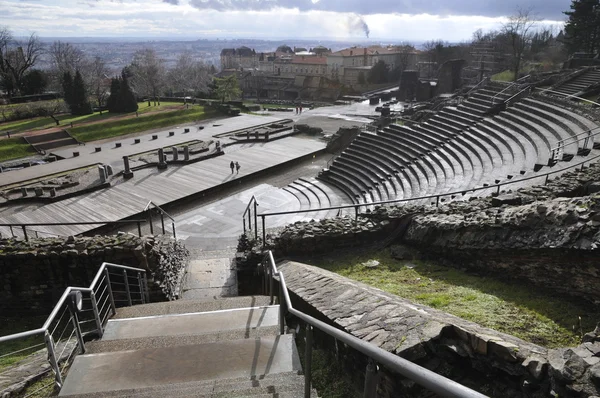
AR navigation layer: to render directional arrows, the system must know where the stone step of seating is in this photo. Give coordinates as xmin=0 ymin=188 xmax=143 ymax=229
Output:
xmin=283 ymin=185 xmax=311 ymax=211
xmin=506 ymin=108 xmax=576 ymax=156
xmin=523 ymin=98 xmax=598 ymax=132
xmin=330 ymin=159 xmax=383 ymax=202
xmin=493 ymin=115 xmax=551 ymax=167
xmin=344 ymin=147 xmax=407 ymax=198
xmin=515 ymin=102 xmax=588 ymax=151
xmin=336 ymin=156 xmax=392 ymax=201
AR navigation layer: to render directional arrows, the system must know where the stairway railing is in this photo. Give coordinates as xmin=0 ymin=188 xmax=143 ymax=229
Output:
xmin=0 ymin=262 xmax=148 ymax=392
xmin=548 ymin=126 xmax=600 ymax=165
xmin=491 ymin=75 xmax=531 ymax=104
xmin=144 ymin=200 xmax=177 ymax=239
xmin=250 ymin=151 xmax=600 ymax=247
xmin=242 ymin=195 xmax=259 ymax=241
xmin=260 ymin=250 xmax=488 ymax=398
xmin=465 ymin=76 xmax=489 ymax=95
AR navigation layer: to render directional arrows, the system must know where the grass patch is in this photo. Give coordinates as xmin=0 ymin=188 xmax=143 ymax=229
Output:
xmin=19 ymin=373 xmax=57 ymax=397
xmin=69 ymin=106 xmax=214 ymax=143
xmin=313 ymin=249 xmax=599 ymax=348
xmin=0 ymin=137 xmax=36 ymax=162
xmin=296 ymin=331 xmax=359 ymax=398
xmin=0 ymin=315 xmax=47 ymax=370
xmin=492 ymin=70 xmax=515 ymax=82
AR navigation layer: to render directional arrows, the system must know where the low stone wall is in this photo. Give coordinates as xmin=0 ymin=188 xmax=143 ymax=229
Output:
xmin=0 ymin=234 xmax=189 ymax=315
xmin=279 ymin=261 xmax=600 ymax=397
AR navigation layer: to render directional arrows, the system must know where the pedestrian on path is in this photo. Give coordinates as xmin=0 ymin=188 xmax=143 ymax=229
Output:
xmin=230 ymin=161 xmax=235 ymax=174
xmin=235 ymin=161 xmax=241 ymax=174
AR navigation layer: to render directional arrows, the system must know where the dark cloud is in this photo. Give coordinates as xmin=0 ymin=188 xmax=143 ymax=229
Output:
xmin=187 ymin=0 xmax=570 ymax=20
xmin=162 ymin=0 xmax=179 ymax=4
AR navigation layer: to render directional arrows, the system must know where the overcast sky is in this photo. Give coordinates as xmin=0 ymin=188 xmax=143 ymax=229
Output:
xmin=0 ymin=0 xmax=570 ymax=41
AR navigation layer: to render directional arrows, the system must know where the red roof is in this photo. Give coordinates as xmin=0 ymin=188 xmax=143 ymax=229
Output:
xmin=291 ymin=56 xmax=327 ymax=65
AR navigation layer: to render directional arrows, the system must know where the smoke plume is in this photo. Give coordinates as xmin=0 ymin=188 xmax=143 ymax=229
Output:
xmin=345 ymin=14 xmax=370 ymax=38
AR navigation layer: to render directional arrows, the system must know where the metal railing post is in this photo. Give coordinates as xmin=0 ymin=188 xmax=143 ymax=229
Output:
xmin=304 ymin=324 xmax=313 ymax=398
xmin=262 ymin=215 xmax=266 ymax=247
xmin=279 ymin=281 xmax=285 ymax=335
xmin=22 ymin=225 xmax=28 ymax=241
xmin=355 ymin=206 xmax=359 ymax=219
xmin=243 ymin=218 xmax=247 ymax=233
xmin=363 ymin=358 xmax=378 ymax=398
xmin=254 ymin=200 xmax=258 ymax=241
xmin=248 ymin=206 xmax=252 ymax=230
xmin=160 ymin=213 xmax=166 ymax=234
xmin=44 ymin=331 xmax=63 ymax=387
xmin=123 ymin=269 xmax=132 ymax=306
xmin=104 ymin=268 xmax=116 ymax=316
xmin=137 ymin=222 xmax=142 ymax=237
xmin=90 ymin=291 xmax=104 ymax=337
xmin=69 ymin=307 xmax=86 ymax=354
xmin=9 ymin=225 xmax=14 ymax=237
xmin=172 ymin=222 xmax=177 ymax=240
xmin=269 ymin=266 xmax=275 ymax=305
xmin=138 ymin=272 xmax=145 ymax=304
xmin=148 ymin=212 xmax=154 ymax=235
xmin=143 ymin=274 xmax=150 ymax=303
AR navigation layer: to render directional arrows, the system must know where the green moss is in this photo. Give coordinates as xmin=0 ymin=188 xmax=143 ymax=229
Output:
xmin=313 ymin=250 xmax=599 ymax=348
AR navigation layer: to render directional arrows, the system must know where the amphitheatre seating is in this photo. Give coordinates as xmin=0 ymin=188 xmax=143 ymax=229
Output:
xmin=315 ymin=81 xmax=600 ymax=207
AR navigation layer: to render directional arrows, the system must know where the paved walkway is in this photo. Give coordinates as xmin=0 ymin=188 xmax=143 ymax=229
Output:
xmin=0 ymin=114 xmax=282 ymax=188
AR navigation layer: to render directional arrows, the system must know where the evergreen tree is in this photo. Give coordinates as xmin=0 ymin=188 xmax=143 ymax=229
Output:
xmin=62 ymin=71 xmax=74 ymax=109
xmin=368 ymin=61 xmax=390 ymax=84
xmin=119 ymin=73 xmax=138 ymax=112
xmin=107 ymin=78 xmax=121 ymax=113
xmin=71 ymin=70 xmax=92 ymax=115
xmin=106 ymin=71 xmax=138 ymax=113
xmin=564 ymin=0 xmax=600 ymax=54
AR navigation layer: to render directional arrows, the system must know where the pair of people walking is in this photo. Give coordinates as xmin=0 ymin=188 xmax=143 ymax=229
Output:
xmin=230 ymin=160 xmax=240 ymax=174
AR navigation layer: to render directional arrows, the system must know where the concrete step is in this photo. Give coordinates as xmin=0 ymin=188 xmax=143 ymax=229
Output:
xmin=58 ymin=372 xmax=312 ymax=397
xmin=103 ymin=305 xmax=280 ymax=341
xmin=114 ymin=295 xmax=272 ymax=319
xmin=59 ymin=334 xmax=302 ymax=396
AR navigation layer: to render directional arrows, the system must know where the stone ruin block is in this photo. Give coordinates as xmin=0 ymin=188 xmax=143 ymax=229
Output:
xmin=95 ymin=147 xmax=102 ymax=152
xmin=34 ymin=187 xmax=43 ymax=197
xmin=184 ymin=128 xmax=190 ymax=133
xmin=169 ymin=131 xmax=175 ymax=137
xmin=115 ymin=142 xmax=122 ymax=148
xmin=73 ymin=151 xmax=80 ymax=157
xmin=152 ymin=135 xmax=158 ymax=140
xmin=134 ymin=138 xmax=141 ymax=144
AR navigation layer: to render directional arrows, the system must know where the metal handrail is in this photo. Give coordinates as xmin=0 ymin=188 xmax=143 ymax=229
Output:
xmin=262 ymin=251 xmax=488 ymax=398
xmin=242 ymin=195 xmax=259 ymax=240
xmin=0 ymin=262 xmax=148 ymax=390
xmin=143 ymin=200 xmax=177 ymax=239
xmin=535 ymin=88 xmax=600 ymax=106
xmin=466 ymin=76 xmax=489 ymax=95
xmin=491 ymin=75 xmax=531 ymax=104
xmin=253 ymin=151 xmax=600 ymax=245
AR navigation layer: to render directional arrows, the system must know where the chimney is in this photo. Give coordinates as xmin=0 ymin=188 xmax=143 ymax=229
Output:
xmin=350 ymin=50 xmax=353 ymax=56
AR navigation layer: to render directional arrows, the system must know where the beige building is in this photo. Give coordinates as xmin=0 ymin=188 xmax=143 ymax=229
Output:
xmin=220 ymin=47 xmax=259 ymax=70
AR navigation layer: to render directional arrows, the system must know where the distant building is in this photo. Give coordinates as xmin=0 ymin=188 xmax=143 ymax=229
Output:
xmin=220 ymin=46 xmax=259 ymax=70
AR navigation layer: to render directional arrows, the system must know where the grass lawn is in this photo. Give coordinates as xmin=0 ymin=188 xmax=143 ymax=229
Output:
xmin=314 ymin=249 xmax=599 ymax=348
xmin=491 ymin=70 xmax=515 ymax=82
xmin=0 ymin=101 xmax=186 ymax=136
xmin=0 ymin=137 xmax=37 ymax=163
xmin=69 ymin=105 xmax=215 ymax=142
xmin=0 ymin=315 xmax=47 ymax=370
xmin=0 ymin=104 xmax=216 ymax=162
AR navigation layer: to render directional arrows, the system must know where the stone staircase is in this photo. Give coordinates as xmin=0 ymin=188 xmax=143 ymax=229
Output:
xmin=58 ymin=296 xmax=313 ymax=397
xmin=552 ymin=68 xmax=600 ymax=97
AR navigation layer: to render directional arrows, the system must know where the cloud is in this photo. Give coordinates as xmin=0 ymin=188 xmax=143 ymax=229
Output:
xmin=185 ymin=0 xmax=568 ymax=20
xmin=162 ymin=0 xmax=179 ymax=4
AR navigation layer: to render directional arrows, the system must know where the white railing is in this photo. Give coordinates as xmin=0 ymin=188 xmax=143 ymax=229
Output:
xmin=0 ymin=262 xmax=148 ymax=395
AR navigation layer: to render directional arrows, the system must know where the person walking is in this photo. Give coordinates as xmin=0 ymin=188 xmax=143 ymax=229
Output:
xmin=235 ymin=161 xmax=241 ymax=174
xmin=230 ymin=161 xmax=235 ymax=174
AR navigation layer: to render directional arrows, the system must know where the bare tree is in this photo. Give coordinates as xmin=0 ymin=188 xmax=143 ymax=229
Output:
xmin=0 ymin=27 xmax=43 ymax=97
xmin=129 ymin=49 xmax=166 ymax=106
xmin=47 ymin=40 xmax=87 ymax=93
xmin=87 ymin=56 xmax=110 ymax=113
xmin=501 ymin=8 xmax=536 ymax=81
xmin=166 ymin=52 xmax=210 ymax=96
